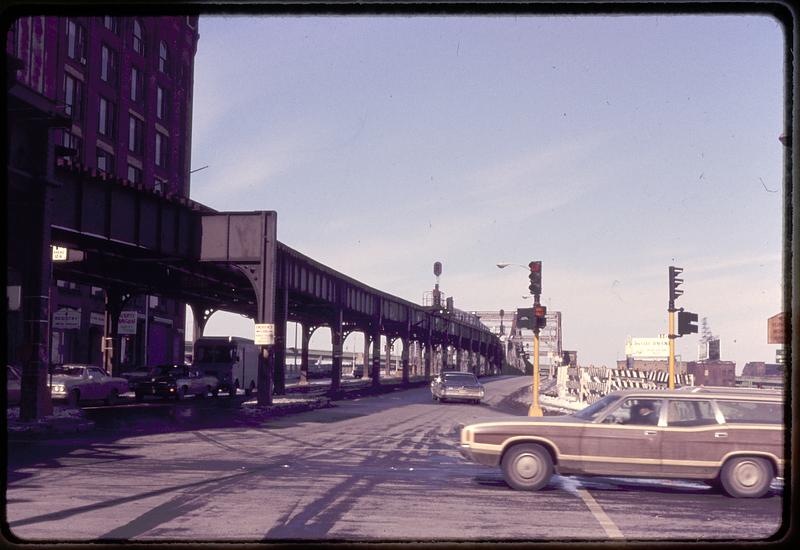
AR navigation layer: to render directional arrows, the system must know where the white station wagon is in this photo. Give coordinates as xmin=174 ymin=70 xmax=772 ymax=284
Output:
xmin=50 ymin=364 xmax=129 ymax=407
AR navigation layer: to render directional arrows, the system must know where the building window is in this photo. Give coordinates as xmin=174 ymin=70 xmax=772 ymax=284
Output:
xmin=97 ymin=148 xmax=115 ymax=174
xmin=155 ymin=132 xmax=169 ymax=168
xmin=156 ymin=86 xmax=169 ymax=120
xmin=130 ymin=66 xmax=145 ymax=104
xmin=128 ymin=116 xmax=144 ymax=155
xmin=63 ymin=74 xmax=83 ymax=120
xmin=98 ymin=96 xmax=116 ymax=137
xmin=100 ymin=44 xmax=117 ymax=85
xmin=103 ymin=16 xmax=118 ymax=34
xmin=132 ymin=20 xmax=144 ymax=55
xmin=158 ymin=41 xmax=169 ymax=74
xmin=66 ymin=19 xmax=86 ymax=63
xmin=127 ymin=164 xmax=142 ymax=184
xmin=59 ymin=130 xmax=82 ymax=159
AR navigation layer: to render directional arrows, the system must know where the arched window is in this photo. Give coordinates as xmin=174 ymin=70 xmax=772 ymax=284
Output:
xmin=133 ymin=20 xmax=144 ymax=54
xmin=159 ymin=41 xmax=169 ymax=74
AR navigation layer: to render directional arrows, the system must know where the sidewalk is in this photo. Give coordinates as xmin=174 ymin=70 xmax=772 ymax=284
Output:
xmin=6 ymin=377 xmax=433 ymax=438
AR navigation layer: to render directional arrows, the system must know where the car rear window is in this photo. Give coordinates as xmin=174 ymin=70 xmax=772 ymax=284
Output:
xmin=716 ymin=400 xmax=782 ymax=424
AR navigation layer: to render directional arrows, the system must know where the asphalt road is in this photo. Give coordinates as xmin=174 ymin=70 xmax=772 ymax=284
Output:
xmin=5 ymin=376 xmax=786 ymax=543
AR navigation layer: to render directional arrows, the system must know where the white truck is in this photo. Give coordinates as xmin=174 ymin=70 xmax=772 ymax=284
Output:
xmin=192 ymin=336 xmax=260 ymax=396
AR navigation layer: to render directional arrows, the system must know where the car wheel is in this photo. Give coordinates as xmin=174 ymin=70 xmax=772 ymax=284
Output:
xmin=176 ymin=386 xmax=187 ymax=401
xmin=67 ymin=389 xmax=80 ymax=408
xmin=245 ymin=381 xmax=255 ymax=397
xmin=720 ymin=456 xmax=773 ymax=498
xmin=212 ymin=387 xmax=219 ymax=397
xmin=228 ymin=381 xmax=239 ymax=398
xmin=502 ymin=443 xmax=553 ymax=491
xmin=105 ymin=389 xmax=119 ymax=405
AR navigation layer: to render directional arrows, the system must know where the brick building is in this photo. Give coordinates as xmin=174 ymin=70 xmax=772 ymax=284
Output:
xmin=6 ymin=16 xmax=199 ymax=369
xmin=686 ymin=360 xmax=737 ymax=387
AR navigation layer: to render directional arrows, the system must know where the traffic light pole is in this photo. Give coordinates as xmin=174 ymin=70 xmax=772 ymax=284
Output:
xmin=529 ymin=296 xmax=543 ymax=417
xmin=668 ymin=307 xmax=676 ymax=390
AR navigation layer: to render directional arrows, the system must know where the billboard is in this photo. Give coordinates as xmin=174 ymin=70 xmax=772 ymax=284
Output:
xmin=699 ymin=338 xmax=721 ymax=361
xmin=625 ymin=336 xmax=669 ymax=358
xmin=767 ymin=312 xmax=785 ymax=344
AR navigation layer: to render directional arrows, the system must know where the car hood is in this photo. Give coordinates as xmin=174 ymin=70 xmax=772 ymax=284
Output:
xmin=50 ymin=374 xmax=82 ymax=385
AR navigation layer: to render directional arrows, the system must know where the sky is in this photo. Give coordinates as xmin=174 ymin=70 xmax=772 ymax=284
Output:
xmin=186 ymin=14 xmax=786 ymax=372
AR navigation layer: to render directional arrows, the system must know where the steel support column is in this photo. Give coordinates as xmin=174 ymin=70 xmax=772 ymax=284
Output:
xmin=401 ymin=337 xmax=410 ymax=385
xmin=273 ymin=286 xmax=288 ymax=395
xmin=329 ymin=309 xmax=343 ymax=395
xmin=103 ymin=289 xmax=131 ymax=377
xmin=300 ymin=324 xmax=311 ymax=385
xmin=371 ymin=327 xmax=381 ymax=387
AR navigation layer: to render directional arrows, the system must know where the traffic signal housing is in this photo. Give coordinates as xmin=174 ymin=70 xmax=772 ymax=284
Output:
xmin=529 ymin=261 xmax=542 ymax=296
xmin=534 ymin=304 xmax=547 ymax=329
xmin=678 ymin=310 xmax=698 ymax=336
xmin=669 ymin=266 xmax=684 ymax=305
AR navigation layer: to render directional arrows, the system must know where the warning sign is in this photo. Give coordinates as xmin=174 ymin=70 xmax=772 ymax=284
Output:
xmin=254 ymin=323 xmax=275 ymax=345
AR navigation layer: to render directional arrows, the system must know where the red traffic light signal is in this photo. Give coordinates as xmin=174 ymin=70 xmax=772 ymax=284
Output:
xmin=534 ymin=305 xmax=547 ymax=329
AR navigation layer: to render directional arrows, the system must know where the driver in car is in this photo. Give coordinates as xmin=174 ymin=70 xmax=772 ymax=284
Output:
xmin=629 ymin=402 xmax=659 ymax=425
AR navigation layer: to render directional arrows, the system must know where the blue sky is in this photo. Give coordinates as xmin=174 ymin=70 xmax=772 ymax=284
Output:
xmin=186 ymin=14 xmax=785 ymax=371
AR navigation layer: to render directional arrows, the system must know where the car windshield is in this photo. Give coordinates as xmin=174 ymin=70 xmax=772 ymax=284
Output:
xmin=443 ymin=373 xmax=478 ymax=384
xmin=53 ymin=366 xmax=85 ymax=377
xmin=572 ymin=394 xmax=620 ymax=421
xmin=149 ymin=366 xmax=181 ymax=377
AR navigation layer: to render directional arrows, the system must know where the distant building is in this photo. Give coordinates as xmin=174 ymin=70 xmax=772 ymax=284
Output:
xmin=742 ymin=362 xmax=785 ymax=377
xmin=686 ymin=360 xmax=736 ymax=387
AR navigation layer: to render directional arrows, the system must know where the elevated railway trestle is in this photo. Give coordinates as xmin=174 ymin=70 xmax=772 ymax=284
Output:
xmin=12 ymin=151 xmax=503 ymax=416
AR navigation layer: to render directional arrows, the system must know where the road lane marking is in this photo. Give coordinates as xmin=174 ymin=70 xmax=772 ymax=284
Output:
xmin=577 ymin=488 xmax=624 ymax=539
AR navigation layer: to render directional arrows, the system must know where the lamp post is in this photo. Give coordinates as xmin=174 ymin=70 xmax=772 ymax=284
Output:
xmin=497 ymin=262 xmax=544 ymax=417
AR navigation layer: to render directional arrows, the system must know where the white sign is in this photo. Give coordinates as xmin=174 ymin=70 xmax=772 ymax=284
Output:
xmin=254 ymin=323 xmax=275 ymax=345
xmin=90 ymin=312 xmax=105 ymax=326
xmin=625 ymin=336 xmax=669 ymax=358
xmin=52 ymin=246 xmax=68 ymax=261
xmin=53 ymin=307 xmax=81 ymax=329
xmin=118 ymin=311 xmax=138 ymax=335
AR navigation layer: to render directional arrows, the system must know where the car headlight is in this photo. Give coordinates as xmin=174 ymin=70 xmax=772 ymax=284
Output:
xmin=51 ymin=384 xmax=66 ymax=393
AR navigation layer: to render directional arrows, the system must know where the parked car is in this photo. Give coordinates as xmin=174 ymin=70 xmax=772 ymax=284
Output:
xmin=50 ymin=364 xmax=129 ymax=407
xmin=7 ymin=365 xmax=22 ymax=407
xmin=459 ymin=387 xmax=784 ymax=498
xmin=431 ymin=371 xmax=485 ymax=404
xmin=135 ymin=364 xmax=219 ymax=401
xmin=352 ymin=365 xmax=364 ymax=379
xmin=120 ymin=366 xmax=152 ymax=392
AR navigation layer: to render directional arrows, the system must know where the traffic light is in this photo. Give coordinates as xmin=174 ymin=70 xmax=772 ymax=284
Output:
xmin=516 ymin=308 xmax=535 ymax=330
xmin=669 ymin=266 xmax=684 ymax=304
xmin=678 ymin=310 xmax=699 ymax=336
xmin=529 ymin=261 xmax=542 ymax=296
xmin=534 ymin=304 xmax=547 ymax=329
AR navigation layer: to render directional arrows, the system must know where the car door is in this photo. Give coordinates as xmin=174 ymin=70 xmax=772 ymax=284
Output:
xmin=580 ymin=397 xmax=664 ymax=476
xmin=87 ymin=367 xmax=110 ymax=399
xmin=659 ymin=398 xmax=722 ymax=479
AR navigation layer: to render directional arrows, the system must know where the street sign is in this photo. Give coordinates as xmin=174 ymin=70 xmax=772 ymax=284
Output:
xmin=118 ymin=311 xmax=138 ymax=334
xmin=255 ymin=323 xmax=275 ymax=345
